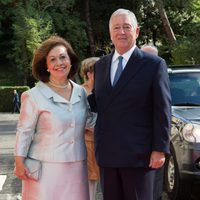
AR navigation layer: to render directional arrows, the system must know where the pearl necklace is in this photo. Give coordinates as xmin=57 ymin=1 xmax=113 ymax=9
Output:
xmin=48 ymin=81 xmax=70 ymax=89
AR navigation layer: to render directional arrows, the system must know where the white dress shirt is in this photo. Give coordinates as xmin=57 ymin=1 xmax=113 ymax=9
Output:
xmin=110 ymin=45 xmax=136 ymax=85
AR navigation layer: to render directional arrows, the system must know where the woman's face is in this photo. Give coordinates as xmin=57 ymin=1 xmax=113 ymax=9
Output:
xmin=46 ymin=45 xmax=71 ymax=80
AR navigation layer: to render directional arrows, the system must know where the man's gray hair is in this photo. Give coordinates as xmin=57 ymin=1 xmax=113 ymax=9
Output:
xmin=141 ymin=44 xmax=158 ymax=56
xmin=109 ymin=8 xmax=138 ymax=31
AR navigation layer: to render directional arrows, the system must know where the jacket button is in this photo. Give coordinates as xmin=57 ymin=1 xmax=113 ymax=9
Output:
xmin=70 ymin=123 xmax=75 ymax=127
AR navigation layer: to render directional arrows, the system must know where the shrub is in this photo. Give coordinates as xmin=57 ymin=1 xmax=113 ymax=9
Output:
xmin=0 ymin=86 xmax=29 ymax=112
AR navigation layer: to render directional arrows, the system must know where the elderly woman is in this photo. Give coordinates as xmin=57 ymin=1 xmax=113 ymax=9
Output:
xmin=80 ymin=57 xmax=100 ymax=200
xmin=14 ymin=36 xmax=95 ymax=200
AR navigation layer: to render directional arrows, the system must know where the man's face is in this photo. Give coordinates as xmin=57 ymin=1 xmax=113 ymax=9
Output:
xmin=110 ymin=14 xmax=140 ymax=55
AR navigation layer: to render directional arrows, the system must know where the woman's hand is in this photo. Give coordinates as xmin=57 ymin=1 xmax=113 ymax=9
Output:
xmin=14 ymin=156 xmax=30 ymax=180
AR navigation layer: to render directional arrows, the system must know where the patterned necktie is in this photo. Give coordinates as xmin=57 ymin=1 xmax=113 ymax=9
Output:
xmin=113 ymin=56 xmax=123 ymax=86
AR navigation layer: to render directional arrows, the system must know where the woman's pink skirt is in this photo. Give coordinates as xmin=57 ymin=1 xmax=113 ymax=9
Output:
xmin=22 ymin=160 xmax=89 ymax=200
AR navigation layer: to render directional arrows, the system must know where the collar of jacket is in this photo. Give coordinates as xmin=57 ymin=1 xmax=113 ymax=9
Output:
xmin=36 ymin=80 xmax=82 ymax=104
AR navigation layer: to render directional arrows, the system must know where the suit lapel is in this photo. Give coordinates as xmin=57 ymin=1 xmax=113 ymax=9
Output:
xmin=113 ymin=47 xmax=142 ymax=91
xmin=101 ymin=47 xmax=144 ymax=112
xmin=97 ymin=52 xmax=113 ymax=92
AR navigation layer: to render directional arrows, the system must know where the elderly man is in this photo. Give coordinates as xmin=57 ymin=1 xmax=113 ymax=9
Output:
xmin=88 ymin=9 xmax=171 ymax=200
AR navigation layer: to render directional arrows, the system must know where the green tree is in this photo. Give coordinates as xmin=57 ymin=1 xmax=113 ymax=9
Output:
xmin=41 ymin=0 xmax=88 ymax=59
xmin=1 ymin=0 xmax=200 ymax=87
xmin=0 ymin=0 xmax=15 ymax=62
xmin=9 ymin=1 xmax=53 ymax=85
xmin=154 ymin=0 xmax=176 ymax=44
xmin=1 ymin=0 xmax=88 ymax=86
xmin=170 ymin=0 xmax=200 ymax=64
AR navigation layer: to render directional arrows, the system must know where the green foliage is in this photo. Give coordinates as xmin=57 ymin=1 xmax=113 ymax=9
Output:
xmin=171 ymin=39 xmax=193 ymax=64
xmin=170 ymin=0 xmax=200 ymax=64
xmin=8 ymin=1 xmax=53 ymax=83
xmin=42 ymin=0 xmax=88 ymax=58
xmin=0 ymin=0 xmax=13 ymax=6
xmin=24 ymin=16 xmax=53 ymax=55
xmin=137 ymin=1 xmax=162 ymax=46
xmin=172 ymin=35 xmax=200 ymax=64
xmin=0 ymin=0 xmax=200 ymax=87
xmin=0 ymin=86 xmax=29 ymax=112
xmin=64 ymin=17 xmax=88 ymax=59
xmin=0 ymin=62 xmax=24 ymax=86
xmin=3 ymin=0 xmax=88 ymax=86
xmin=0 ymin=0 xmax=15 ymax=60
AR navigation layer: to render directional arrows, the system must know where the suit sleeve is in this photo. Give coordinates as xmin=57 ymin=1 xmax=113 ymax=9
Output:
xmin=152 ymin=59 xmax=171 ymax=154
xmin=87 ymin=91 xmax=97 ymax=113
xmin=87 ymin=62 xmax=98 ymax=112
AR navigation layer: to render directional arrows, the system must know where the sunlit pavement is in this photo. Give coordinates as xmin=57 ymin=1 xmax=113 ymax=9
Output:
xmin=0 ymin=175 xmax=6 ymax=191
xmin=0 ymin=113 xmax=166 ymax=200
xmin=0 ymin=113 xmax=198 ymax=200
xmin=0 ymin=113 xmax=21 ymax=200
xmin=0 ymin=113 xmax=103 ymax=200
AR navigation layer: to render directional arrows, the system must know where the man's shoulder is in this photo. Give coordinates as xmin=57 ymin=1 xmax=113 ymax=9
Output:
xmin=97 ymin=53 xmax=112 ymax=64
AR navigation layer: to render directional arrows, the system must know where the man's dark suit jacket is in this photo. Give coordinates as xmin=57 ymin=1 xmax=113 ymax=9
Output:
xmin=88 ymin=47 xmax=171 ymax=168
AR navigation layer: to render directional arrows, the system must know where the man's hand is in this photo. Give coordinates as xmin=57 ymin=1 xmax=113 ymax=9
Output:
xmin=149 ymin=151 xmax=165 ymax=169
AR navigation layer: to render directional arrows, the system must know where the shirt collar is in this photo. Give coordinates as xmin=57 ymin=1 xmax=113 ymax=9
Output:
xmin=112 ymin=45 xmax=136 ymax=63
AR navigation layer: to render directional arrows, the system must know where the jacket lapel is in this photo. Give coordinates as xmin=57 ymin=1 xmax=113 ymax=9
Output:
xmin=99 ymin=53 xmax=113 ymax=91
xmin=113 ymin=47 xmax=143 ymax=91
xmin=101 ymin=47 xmax=144 ymax=112
xmin=37 ymin=81 xmax=81 ymax=104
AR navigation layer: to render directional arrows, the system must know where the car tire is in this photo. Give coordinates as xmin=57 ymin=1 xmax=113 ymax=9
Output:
xmin=164 ymin=145 xmax=192 ymax=200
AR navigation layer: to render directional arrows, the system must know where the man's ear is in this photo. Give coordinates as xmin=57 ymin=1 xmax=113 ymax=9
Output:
xmin=135 ymin=26 xmax=140 ymax=38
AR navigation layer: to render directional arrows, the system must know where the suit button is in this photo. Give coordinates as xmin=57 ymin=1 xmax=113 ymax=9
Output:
xmin=69 ymin=140 xmax=74 ymax=144
xmin=70 ymin=123 xmax=75 ymax=127
xmin=68 ymin=104 xmax=72 ymax=112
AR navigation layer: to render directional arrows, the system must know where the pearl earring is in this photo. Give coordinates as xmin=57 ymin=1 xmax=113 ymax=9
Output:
xmin=47 ymin=69 xmax=49 ymax=72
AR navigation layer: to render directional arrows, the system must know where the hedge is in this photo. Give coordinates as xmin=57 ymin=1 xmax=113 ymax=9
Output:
xmin=0 ymin=86 xmax=29 ymax=112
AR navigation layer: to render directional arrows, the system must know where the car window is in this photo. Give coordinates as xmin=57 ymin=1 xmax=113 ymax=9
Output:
xmin=169 ymin=72 xmax=200 ymax=106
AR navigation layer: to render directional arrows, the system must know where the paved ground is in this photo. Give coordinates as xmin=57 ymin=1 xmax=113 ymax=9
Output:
xmin=0 ymin=113 xmax=21 ymax=200
xmin=0 ymin=113 xmax=199 ymax=200
xmin=0 ymin=113 xmax=166 ymax=200
xmin=0 ymin=113 xmax=103 ymax=200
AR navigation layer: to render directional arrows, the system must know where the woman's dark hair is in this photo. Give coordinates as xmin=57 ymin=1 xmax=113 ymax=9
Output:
xmin=32 ymin=36 xmax=79 ymax=82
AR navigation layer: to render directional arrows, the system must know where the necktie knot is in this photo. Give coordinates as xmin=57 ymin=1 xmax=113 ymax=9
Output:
xmin=113 ymin=56 xmax=123 ymax=86
xmin=118 ymin=56 xmax=123 ymax=63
